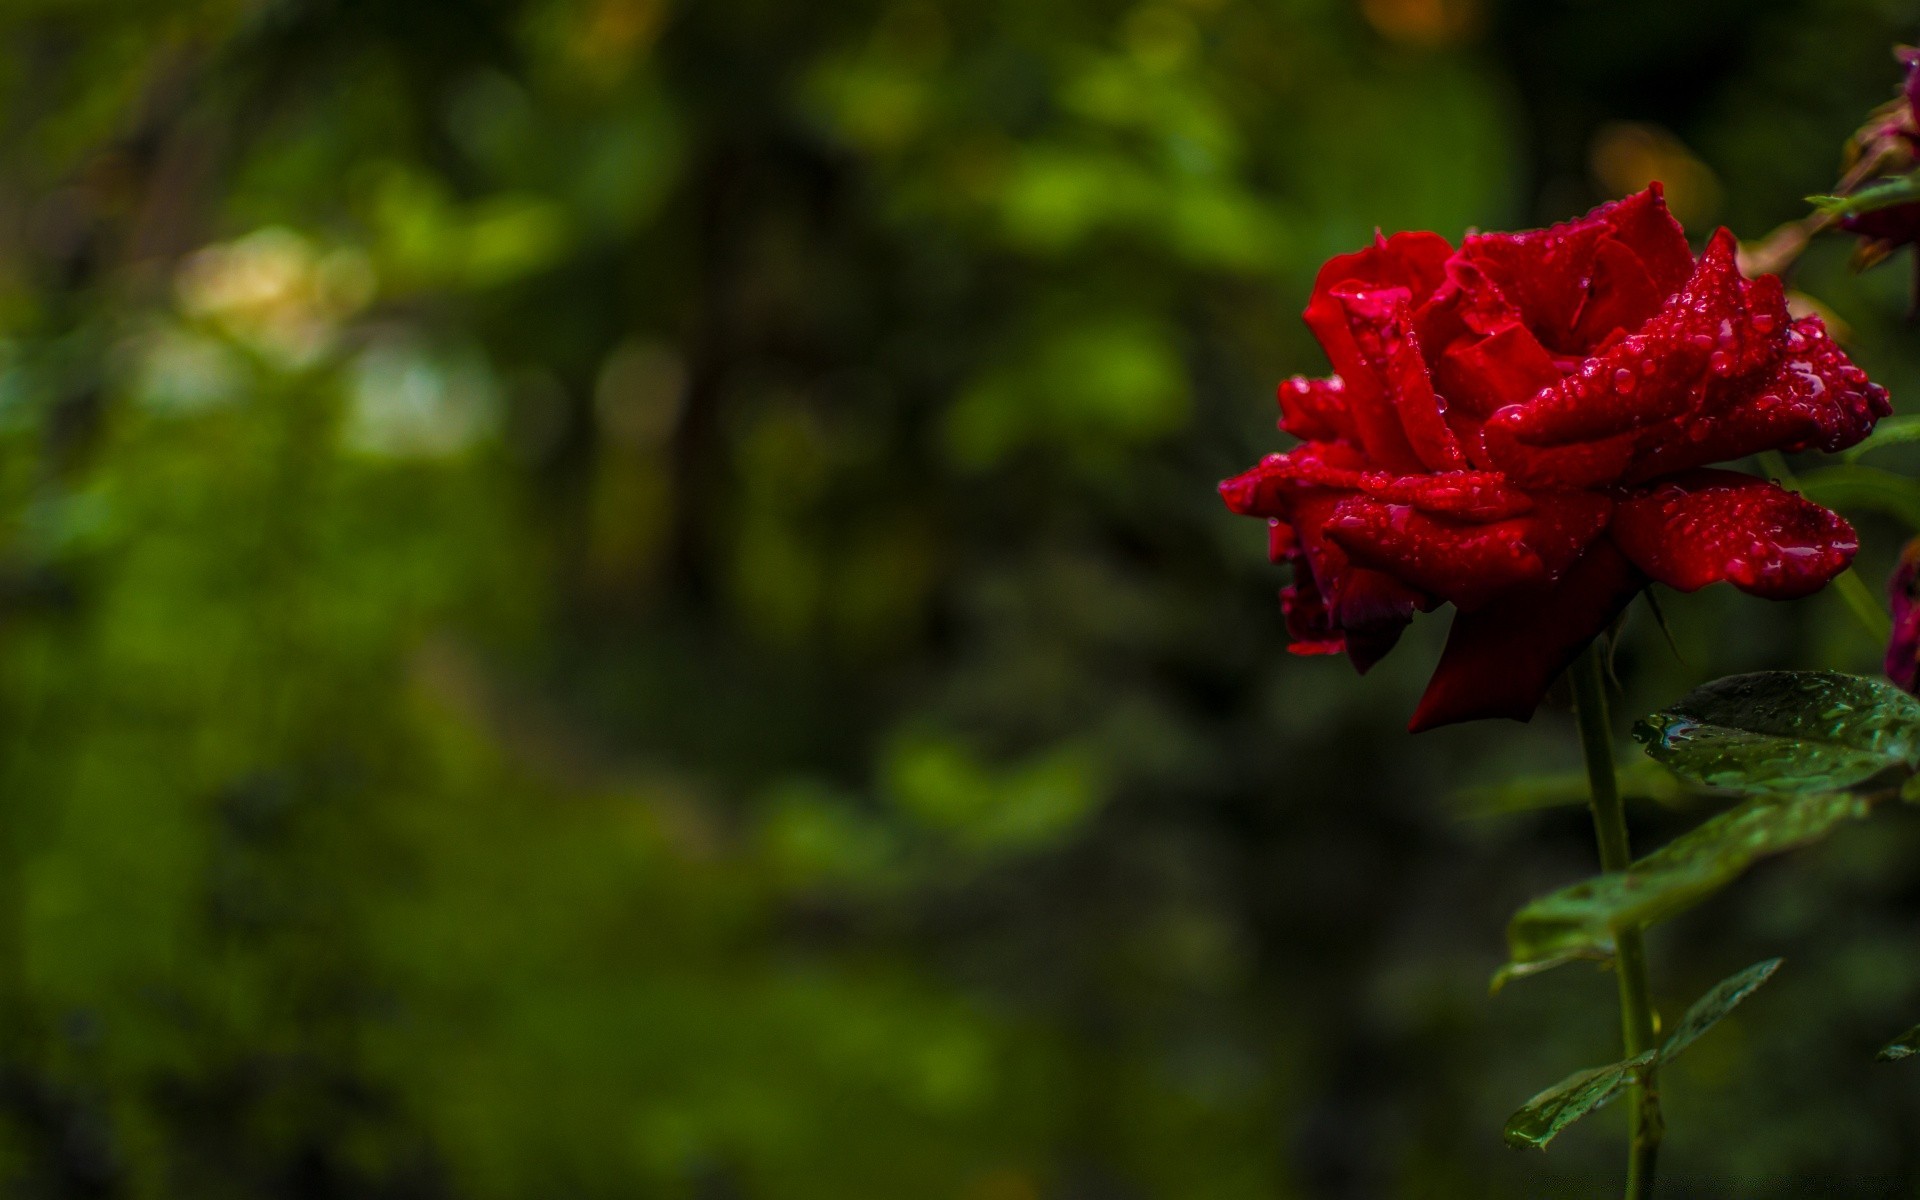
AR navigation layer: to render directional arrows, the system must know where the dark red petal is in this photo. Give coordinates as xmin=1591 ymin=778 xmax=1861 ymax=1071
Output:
xmin=1341 ymin=470 xmax=1534 ymax=520
xmin=1624 ymin=314 xmax=1892 ymax=481
xmin=1219 ymin=446 xmax=1535 ymax=523
xmin=1435 ymin=321 xmax=1562 ymax=422
xmin=1567 ymin=237 xmax=1661 ymax=351
xmin=1218 ymin=443 xmax=1367 ymax=518
xmin=1332 ymin=568 xmax=1423 ymax=673
xmin=1277 ymin=493 xmax=1422 ymax=671
xmin=1267 ymin=518 xmax=1298 ymax=563
xmin=1461 ymin=185 xmax=1692 ymax=354
xmin=1486 ymin=230 xmax=1783 ymax=450
xmin=1310 ymin=230 xmax=1454 ymax=312
xmin=1479 ymin=421 xmax=1640 ymax=489
xmin=1610 ymin=469 xmax=1858 ymax=599
xmin=1593 ymin=182 xmax=1696 ymax=297
xmin=1276 ymin=375 xmax=1354 ymax=442
xmin=1303 ymin=289 xmax=1426 ymax=473
xmin=1323 ymin=490 xmax=1611 ymax=611
xmin=1317 ymin=286 xmax=1467 ymax=472
xmin=1408 ymin=538 xmax=1645 ymax=732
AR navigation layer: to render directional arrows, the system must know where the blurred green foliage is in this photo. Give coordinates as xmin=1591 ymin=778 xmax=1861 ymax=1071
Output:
xmin=0 ymin=0 xmax=1918 ymax=1196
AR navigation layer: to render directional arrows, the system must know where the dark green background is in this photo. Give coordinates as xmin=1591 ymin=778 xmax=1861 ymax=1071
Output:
xmin=0 ymin=0 xmax=1917 ymax=1195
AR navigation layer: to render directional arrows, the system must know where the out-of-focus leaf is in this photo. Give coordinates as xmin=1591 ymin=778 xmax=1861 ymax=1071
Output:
xmin=1808 ymin=171 xmax=1920 ymax=219
xmin=1633 ymin=671 xmax=1920 ymax=795
xmin=1661 ymin=958 xmax=1782 ymax=1060
xmin=1841 ymin=414 xmax=1920 ymax=463
xmin=1879 ymin=1024 xmax=1920 ymax=1062
xmin=1796 ymin=465 xmax=1920 ymax=531
xmin=1505 ymin=961 xmax=1781 ymax=1150
xmin=1496 ymin=791 xmax=1868 ymax=986
xmin=1452 ymin=757 xmax=1698 ymax=818
xmin=1503 ymin=1050 xmax=1657 ymax=1150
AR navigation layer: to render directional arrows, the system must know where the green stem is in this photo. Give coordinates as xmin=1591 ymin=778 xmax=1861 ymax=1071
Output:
xmin=1570 ymin=643 xmax=1662 ymax=1200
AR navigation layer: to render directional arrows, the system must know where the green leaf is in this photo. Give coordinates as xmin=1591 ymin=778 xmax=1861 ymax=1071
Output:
xmin=1841 ymin=414 xmax=1920 ymax=463
xmin=1796 ymin=465 xmax=1920 ymax=532
xmin=1505 ymin=962 xmax=1780 ymax=1151
xmin=1451 ymin=758 xmax=1699 ymax=818
xmin=1879 ymin=1024 xmax=1920 ymax=1062
xmin=1503 ymin=1050 xmax=1659 ymax=1151
xmin=1633 ymin=671 xmax=1920 ymax=795
xmin=1496 ymin=791 xmax=1869 ymax=986
xmin=1808 ymin=170 xmax=1920 ymax=219
xmin=1661 ymin=958 xmax=1782 ymax=1061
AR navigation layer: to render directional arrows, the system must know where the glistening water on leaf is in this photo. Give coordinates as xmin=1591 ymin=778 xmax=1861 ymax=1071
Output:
xmin=1503 ymin=1051 xmax=1660 ymax=1151
xmin=1496 ymin=791 xmax=1869 ymax=987
xmin=1633 ymin=671 xmax=1920 ymax=795
xmin=1879 ymin=1024 xmax=1920 ymax=1062
xmin=1505 ymin=960 xmax=1783 ymax=1151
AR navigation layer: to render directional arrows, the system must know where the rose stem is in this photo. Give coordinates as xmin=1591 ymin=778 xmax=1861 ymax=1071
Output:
xmin=1570 ymin=642 xmax=1662 ymax=1200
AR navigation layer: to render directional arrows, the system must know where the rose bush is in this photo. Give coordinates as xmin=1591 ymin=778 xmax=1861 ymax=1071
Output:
xmin=1222 ymin=185 xmax=1891 ymax=731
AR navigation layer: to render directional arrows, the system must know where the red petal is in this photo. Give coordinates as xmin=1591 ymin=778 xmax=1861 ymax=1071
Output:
xmin=1408 ymin=538 xmax=1645 ymax=732
xmin=1610 ymin=469 xmax=1858 ymax=599
xmin=1276 ymin=375 xmax=1354 ymax=442
xmin=1435 ymin=321 xmax=1562 ymax=422
xmin=1275 ymin=493 xmax=1422 ymax=672
xmin=1218 ymin=443 xmax=1365 ymax=518
xmin=1478 ymin=421 xmax=1639 ymax=489
xmin=1303 ymin=289 xmax=1425 ymax=473
xmin=1624 ymin=314 xmax=1892 ymax=482
xmin=1323 ymin=490 xmax=1611 ymax=611
xmin=1485 ymin=230 xmax=1783 ymax=451
xmin=1309 ymin=230 xmax=1454 ymax=312
xmin=1314 ymin=287 xmax=1467 ymax=472
xmin=1567 ymin=237 xmax=1661 ymax=350
xmin=1301 ymin=233 xmax=1459 ymax=474
xmin=1219 ymin=446 xmax=1535 ymax=522
xmin=1461 ymin=185 xmax=1693 ymax=354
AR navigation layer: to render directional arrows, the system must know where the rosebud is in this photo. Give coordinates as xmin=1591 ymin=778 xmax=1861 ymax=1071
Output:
xmin=1886 ymin=537 xmax=1920 ymax=693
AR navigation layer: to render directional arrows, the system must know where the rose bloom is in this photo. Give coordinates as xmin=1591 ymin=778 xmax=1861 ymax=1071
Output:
xmin=1221 ymin=185 xmax=1890 ymax=731
xmin=1839 ymin=47 xmax=1920 ymax=260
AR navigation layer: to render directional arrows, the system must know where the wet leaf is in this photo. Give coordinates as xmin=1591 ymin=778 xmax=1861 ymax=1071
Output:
xmin=1879 ymin=1024 xmax=1920 ymax=1062
xmin=1661 ymin=958 xmax=1782 ymax=1060
xmin=1503 ymin=1050 xmax=1658 ymax=1150
xmin=1797 ymin=465 xmax=1920 ymax=532
xmin=1496 ymin=790 xmax=1869 ymax=985
xmin=1506 ymin=962 xmax=1780 ymax=1151
xmin=1841 ymin=414 xmax=1920 ymax=463
xmin=1633 ymin=671 xmax=1920 ymax=795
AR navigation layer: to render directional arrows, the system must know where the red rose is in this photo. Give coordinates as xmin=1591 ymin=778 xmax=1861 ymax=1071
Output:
xmin=1222 ymin=185 xmax=1890 ymax=731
